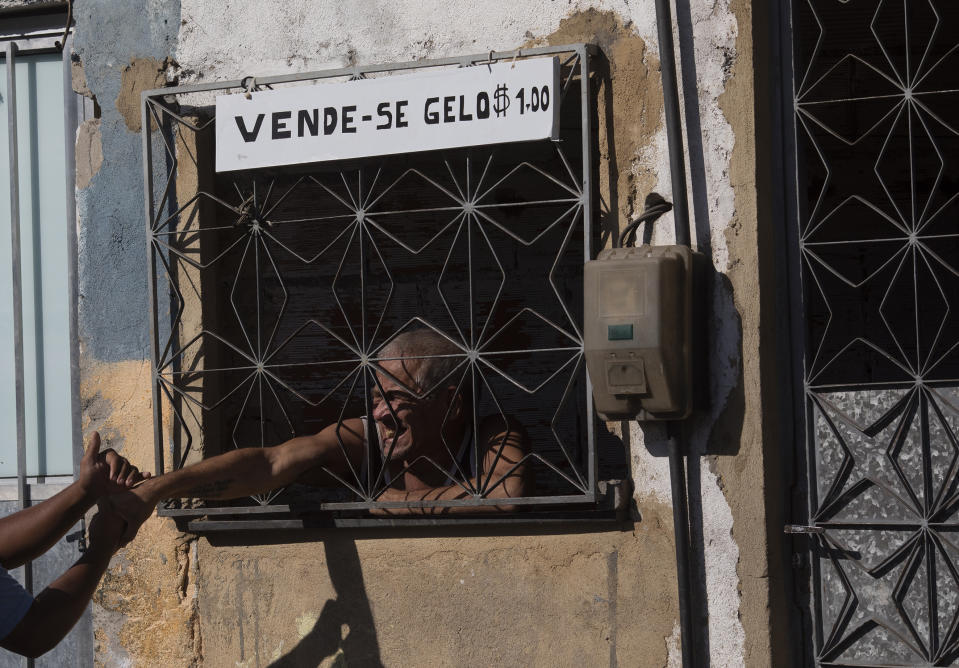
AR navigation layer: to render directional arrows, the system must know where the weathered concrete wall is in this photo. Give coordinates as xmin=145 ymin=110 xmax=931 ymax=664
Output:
xmin=70 ymin=2 xmax=201 ymax=666
xmin=73 ymin=0 xmax=178 ymax=362
xmin=70 ymin=0 xmax=785 ymax=666
xmin=198 ymin=518 xmax=679 ymax=668
xmin=0 ymin=0 xmax=57 ymax=10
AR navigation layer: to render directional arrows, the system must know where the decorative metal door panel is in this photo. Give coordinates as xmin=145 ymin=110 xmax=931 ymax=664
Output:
xmin=791 ymin=1 xmax=959 ymax=665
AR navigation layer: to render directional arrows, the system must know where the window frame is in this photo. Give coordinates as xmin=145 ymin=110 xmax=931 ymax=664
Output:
xmin=0 ymin=9 xmax=84 ymax=502
xmin=142 ymin=43 xmax=631 ymax=530
xmin=0 ymin=10 xmax=97 ymax=667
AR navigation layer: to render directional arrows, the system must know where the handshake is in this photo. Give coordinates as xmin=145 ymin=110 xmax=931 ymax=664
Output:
xmin=0 ymin=431 xmax=161 ymax=658
xmin=79 ymin=432 xmax=156 ymax=551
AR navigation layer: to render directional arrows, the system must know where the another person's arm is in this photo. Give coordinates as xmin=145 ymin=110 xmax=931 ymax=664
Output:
xmin=0 ymin=508 xmax=129 ymax=658
xmin=0 ymin=432 xmax=144 ymax=569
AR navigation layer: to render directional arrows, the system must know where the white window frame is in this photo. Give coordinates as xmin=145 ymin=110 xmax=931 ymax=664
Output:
xmin=0 ymin=9 xmax=84 ymax=504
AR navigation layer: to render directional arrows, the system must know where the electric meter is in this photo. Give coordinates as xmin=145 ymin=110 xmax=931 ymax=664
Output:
xmin=584 ymin=244 xmax=694 ymax=421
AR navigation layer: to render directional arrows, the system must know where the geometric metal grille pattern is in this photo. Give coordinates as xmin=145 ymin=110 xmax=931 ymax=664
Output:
xmin=141 ymin=45 xmax=601 ymax=516
xmin=792 ymin=2 xmax=959 ymax=664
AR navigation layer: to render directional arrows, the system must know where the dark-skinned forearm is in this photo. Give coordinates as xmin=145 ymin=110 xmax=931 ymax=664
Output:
xmin=0 ymin=542 xmax=115 ymax=658
xmin=0 ymin=482 xmax=94 ymax=569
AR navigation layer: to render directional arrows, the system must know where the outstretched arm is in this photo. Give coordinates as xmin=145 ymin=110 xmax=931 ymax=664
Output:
xmin=109 ymin=420 xmax=364 ymax=533
xmin=0 ymin=433 xmax=145 ymax=569
xmin=0 ymin=508 xmax=129 ymax=658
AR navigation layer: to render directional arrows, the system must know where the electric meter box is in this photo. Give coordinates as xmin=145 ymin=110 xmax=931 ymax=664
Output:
xmin=584 ymin=245 xmax=693 ymax=421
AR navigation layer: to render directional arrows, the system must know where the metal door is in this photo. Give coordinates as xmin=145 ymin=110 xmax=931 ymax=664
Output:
xmin=787 ymin=1 xmax=959 ymax=665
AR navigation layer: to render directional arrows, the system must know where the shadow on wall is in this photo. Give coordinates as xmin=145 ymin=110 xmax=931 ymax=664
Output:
xmin=224 ymin=518 xmax=634 ymax=668
xmin=632 ymin=0 xmax=748 ymax=662
xmin=266 ymin=539 xmax=383 ymax=668
xmin=670 ymin=0 xmax=750 ymax=657
xmin=640 ymin=268 xmax=744 ymax=665
xmin=685 ymin=270 xmax=745 ymax=665
xmin=593 ymin=48 xmax=620 ymax=249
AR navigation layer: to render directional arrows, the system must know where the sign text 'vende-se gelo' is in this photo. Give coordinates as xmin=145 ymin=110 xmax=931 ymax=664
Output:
xmin=215 ymin=57 xmax=560 ymax=172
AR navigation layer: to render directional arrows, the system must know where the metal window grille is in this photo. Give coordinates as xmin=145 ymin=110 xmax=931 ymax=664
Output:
xmin=142 ymin=44 xmax=620 ymax=527
xmin=789 ymin=1 xmax=959 ymax=665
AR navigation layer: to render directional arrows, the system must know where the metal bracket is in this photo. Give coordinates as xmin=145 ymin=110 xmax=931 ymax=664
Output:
xmin=65 ymin=527 xmax=87 ymax=552
xmin=784 ymin=524 xmax=824 ymax=535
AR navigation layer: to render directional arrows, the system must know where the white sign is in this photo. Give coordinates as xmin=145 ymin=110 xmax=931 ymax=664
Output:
xmin=215 ymin=57 xmax=560 ymax=172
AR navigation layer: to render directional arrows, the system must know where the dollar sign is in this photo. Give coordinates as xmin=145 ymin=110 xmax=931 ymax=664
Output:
xmin=493 ymin=84 xmax=510 ymax=117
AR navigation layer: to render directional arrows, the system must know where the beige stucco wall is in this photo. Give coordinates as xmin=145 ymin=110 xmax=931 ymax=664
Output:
xmin=196 ymin=519 xmax=679 ymax=667
xmin=71 ymin=1 xmax=788 ymax=666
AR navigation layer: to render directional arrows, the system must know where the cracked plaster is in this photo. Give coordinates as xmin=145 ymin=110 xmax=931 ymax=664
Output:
xmin=72 ymin=0 xmax=778 ymax=665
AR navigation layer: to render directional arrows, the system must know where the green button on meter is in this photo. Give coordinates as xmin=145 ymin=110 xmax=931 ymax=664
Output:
xmin=607 ymin=324 xmax=633 ymax=341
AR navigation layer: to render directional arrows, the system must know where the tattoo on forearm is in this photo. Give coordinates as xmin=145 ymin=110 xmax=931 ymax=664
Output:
xmin=183 ymin=478 xmax=235 ymax=498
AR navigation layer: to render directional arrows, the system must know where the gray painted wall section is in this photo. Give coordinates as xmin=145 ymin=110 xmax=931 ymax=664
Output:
xmin=72 ymin=0 xmax=179 ymax=362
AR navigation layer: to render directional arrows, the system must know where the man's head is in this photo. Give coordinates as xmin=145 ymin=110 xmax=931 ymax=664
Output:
xmin=371 ymin=329 xmax=465 ymax=462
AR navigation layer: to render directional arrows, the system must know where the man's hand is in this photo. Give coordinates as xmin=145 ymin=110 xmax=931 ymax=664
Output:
xmin=78 ymin=432 xmax=151 ymax=500
xmin=86 ymin=506 xmax=130 ymax=555
xmin=104 ymin=485 xmax=156 ymax=543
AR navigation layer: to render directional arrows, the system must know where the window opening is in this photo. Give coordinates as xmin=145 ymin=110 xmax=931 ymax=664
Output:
xmin=143 ymin=45 xmax=623 ymax=524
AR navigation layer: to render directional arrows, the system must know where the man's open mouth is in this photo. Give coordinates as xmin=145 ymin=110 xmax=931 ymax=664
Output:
xmin=380 ymin=424 xmax=406 ymax=445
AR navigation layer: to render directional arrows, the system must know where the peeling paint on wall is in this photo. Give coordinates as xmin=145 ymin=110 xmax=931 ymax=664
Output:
xmin=73 ymin=0 xmax=181 ymax=362
xmin=116 ymin=57 xmax=177 ymax=132
xmin=76 ymin=120 xmax=104 ymax=190
xmin=81 ymin=359 xmax=200 ymax=668
xmin=73 ymin=0 xmax=780 ymax=665
xmin=666 ymin=621 xmax=681 ymax=667
xmin=71 ymin=55 xmax=94 ymax=99
xmin=532 ymin=9 xmax=664 ymax=231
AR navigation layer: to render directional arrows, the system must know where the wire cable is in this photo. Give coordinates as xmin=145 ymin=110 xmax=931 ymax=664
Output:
xmin=619 ymin=192 xmax=673 ymax=248
xmin=55 ymin=0 xmax=73 ymax=51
